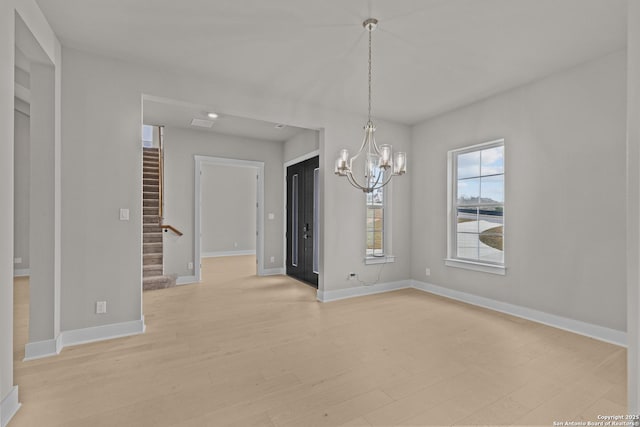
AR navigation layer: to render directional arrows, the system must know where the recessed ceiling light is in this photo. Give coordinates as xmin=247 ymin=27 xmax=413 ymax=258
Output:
xmin=274 ymin=123 xmax=286 ymax=129
xmin=207 ymin=112 xmax=219 ymax=119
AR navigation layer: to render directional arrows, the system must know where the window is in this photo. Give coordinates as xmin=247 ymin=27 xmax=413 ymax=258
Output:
xmin=365 ymin=167 xmax=394 ymax=264
xmin=447 ymin=139 xmax=505 ymax=274
xmin=142 ymin=125 xmax=154 ymax=148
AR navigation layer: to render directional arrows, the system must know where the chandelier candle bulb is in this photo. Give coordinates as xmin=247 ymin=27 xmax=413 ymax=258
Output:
xmin=394 ymin=152 xmax=406 ymax=175
xmin=379 ymin=144 xmax=392 ymax=168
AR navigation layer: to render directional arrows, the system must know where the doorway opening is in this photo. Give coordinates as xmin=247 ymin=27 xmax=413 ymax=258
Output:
xmin=14 ymin=12 xmax=59 ymax=363
xmin=194 ymin=156 xmax=264 ymax=282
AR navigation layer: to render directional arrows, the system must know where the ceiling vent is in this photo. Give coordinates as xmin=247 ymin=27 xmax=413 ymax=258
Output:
xmin=191 ymin=118 xmax=214 ymax=128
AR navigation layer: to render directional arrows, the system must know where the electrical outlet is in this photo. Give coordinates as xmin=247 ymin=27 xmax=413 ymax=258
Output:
xmin=14 ymin=257 xmax=22 ymax=264
xmin=119 ymin=208 xmax=129 ymax=221
xmin=425 ymin=268 xmax=431 ymax=276
xmin=96 ymin=301 xmax=107 ymax=314
xmin=348 ymin=272 xmax=357 ymax=280
xmin=188 ymin=262 xmax=194 ymax=270
xmin=270 ymin=256 xmax=275 ymax=263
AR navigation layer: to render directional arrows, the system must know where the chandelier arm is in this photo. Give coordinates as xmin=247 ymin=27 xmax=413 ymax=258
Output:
xmin=346 ymin=171 xmax=366 ymax=191
xmin=350 ymin=131 xmax=371 ymax=163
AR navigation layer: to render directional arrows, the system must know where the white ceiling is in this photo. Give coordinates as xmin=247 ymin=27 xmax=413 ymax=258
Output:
xmin=37 ymin=0 xmax=627 ymax=124
xmin=143 ymin=98 xmax=307 ymax=142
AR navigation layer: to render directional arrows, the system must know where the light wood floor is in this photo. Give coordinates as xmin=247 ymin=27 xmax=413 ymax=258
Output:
xmin=11 ymin=256 xmax=626 ymax=426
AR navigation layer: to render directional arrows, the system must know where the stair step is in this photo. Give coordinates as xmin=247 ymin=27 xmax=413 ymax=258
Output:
xmin=143 ymin=242 xmax=163 ymax=254
xmin=143 ymin=185 xmax=159 ymax=192
xmin=143 ymin=215 xmax=159 ymax=224
xmin=143 ymin=274 xmax=177 ymax=291
xmin=144 ymin=225 xmax=161 ymax=233
xmin=143 ymin=254 xmax=163 ymax=265
xmin=144 ymin=173 xmax=160 ymax=179
xmin=143 ymin=168 xmax=159 ymax=174
xmin=143 ymin=264 xmax=163 ymax=273
xmin=143 ymin=192 xmax=159 ymax=199
xmin=143 ymin=208 xmax=159 ymax=216
xmin=143 ymin=199 xmax=159 ymax=207
xmin=143 ymin=233 xmax=162 ymax=243
xmin=143 ymin=147 xmax=159 ymax=152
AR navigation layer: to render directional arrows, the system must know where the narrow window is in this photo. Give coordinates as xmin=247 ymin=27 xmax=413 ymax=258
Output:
xmin=313 ymin=168 xmax=319 ymax=273
xmin=366 ymin=168 xmax=385 ymax=257
xmin=292 ymin=174 xmax=299 ymax=267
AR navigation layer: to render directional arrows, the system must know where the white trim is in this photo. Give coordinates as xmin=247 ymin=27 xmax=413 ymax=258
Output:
xmin=447 ymin=138 xmax=506 ymax=269
xmin=284 ymin=150 xmax=320 ymax=169
xmin=176 ymin=275 xmax=198 ymax=285
xmin=315 ymin=278 xmax=625 ymax=346
xmin=411 ymin=280 xmax=626 ymax=347
xmin=23 ymin=334 xmax=62 ymax=360
xmin=364 ymin=255 xmax=396 ymax=265
xmin=202 ymin=250 xmax=256 ymax=258
xmin=1 ymin=386 xmax=21 ymax=427
xmin=317 ymin=280 xmax=411 ymax=303
xmin=260 ymin=268 xmax=285 ymax=276
xmin=195 ymin=156 xmax=264 ymax=280
xmin=13 ymin=268 xmax=30 ymax=277
xmin=23 ymin=319 xmax=146 ymax=360
xmin=282 ymin=150 xmax=321 ymax=279
xmin=444 ymin=258 xmax=506 ymax=275
xmin=61 ymin=318 xmax=145 ymax=348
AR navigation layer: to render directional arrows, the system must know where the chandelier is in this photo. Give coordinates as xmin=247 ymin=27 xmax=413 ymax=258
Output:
xmin=335 ymin=18 xmax=407 ymax=193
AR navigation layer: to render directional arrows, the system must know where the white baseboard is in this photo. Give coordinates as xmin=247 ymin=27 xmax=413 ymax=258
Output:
xmin=1 ymin=386 xmax=21 ymax=427
xmin=202 ymin=250 xmax=256 ymax=258
xmin=61 ymin=318 xmax=146 ymax=348
xmin=24 ymin=334 xmax=62 ymax=360
xmin=317 ymin=280 xmax=411 ymax=303
xmin=259 ymin=267 xmax=285 ymax=276
xmin=176 ymin=275 xmax=198 ymax=285
xmin=24 ymin=318 xmax=146 ymax=360
xmin=410 ymin=280 xmax=627 ymax=347
xmin=13 ymin=269 xmax=30 ymax=277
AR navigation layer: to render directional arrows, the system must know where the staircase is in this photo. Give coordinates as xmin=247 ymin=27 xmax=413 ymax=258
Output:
xmin=142 ymin=147 xmax=176 ymax=291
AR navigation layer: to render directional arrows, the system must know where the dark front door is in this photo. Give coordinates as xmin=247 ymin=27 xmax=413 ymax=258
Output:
xmin=286 ymin=156 xmax=319 ymax=287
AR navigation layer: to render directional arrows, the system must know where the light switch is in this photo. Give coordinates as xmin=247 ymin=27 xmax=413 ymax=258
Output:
xmin=119 ymin=208 xmax=130 ymax=221
xmin=268 ymin=213 xmax=275 ymax=220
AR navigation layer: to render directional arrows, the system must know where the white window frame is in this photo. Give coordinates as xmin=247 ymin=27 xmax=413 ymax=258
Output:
xmin=365 ymin=172 xmax=395 ymax=265
xmin=446 ymin=139 xmax=505 ymax=275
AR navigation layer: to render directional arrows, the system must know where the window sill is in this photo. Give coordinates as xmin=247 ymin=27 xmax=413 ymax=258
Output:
xmin=444 ymin=258 xmax=505 ymax=275
xmin=365 ymin=255 xmax=396 ymax=265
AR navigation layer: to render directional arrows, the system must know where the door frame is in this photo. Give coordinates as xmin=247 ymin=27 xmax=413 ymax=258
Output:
xmin=283 ymin=150 xmax=320 ymax=283
xmin=194 ymin=155 xmax=264 ymax=281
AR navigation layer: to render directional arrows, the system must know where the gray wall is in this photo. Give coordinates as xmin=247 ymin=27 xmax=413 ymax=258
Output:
xmin=57 ymin=45 xmax=411 ymax=337
xmin=284 ymin=129 xmax=319 ymax=163
xmin=627 ymin=0 xmax=640 ymax=413
xmin=29 ymin=62 xmax=56 ymax=342
xmin=411 ymin=51 xmax=627 ymax=332
xmin=162 ymin=126 xmax=282 ymax=277
xmin=14 ymin=108 xmax=29 ymax=273
xmin=201 ymin=164 xmax=256 ymax=255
